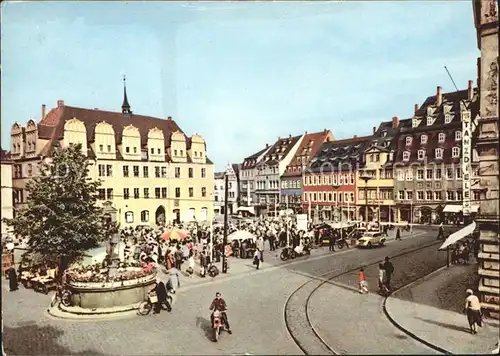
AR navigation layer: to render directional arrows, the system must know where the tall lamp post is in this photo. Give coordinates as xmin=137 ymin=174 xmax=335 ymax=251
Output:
xmin=332 ymin=182 xmax=342 ymax=239
xmin=404 ymin=188 xmax=413 ymax=234
xmin=359 ymin=173 xmax=373 ymax=225
xmin=222 ymin=172 xmax=229 ymax=273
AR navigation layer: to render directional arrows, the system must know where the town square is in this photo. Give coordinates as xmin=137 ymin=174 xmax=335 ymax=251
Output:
xmin=1 ymin=1 xmax=499 ymax=355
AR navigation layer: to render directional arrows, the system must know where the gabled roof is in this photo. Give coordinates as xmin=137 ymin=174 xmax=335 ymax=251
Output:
xmin=282 ymin=130 xmax=331 ymax=177
xmin=241 ymin=146 xmax=271 ymax=170
xmin=262 ymin=135 xmax=301 ymax=166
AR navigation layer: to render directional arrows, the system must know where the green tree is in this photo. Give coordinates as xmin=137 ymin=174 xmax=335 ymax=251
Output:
xmin=3 ymin=143 xmax=116 ymax=275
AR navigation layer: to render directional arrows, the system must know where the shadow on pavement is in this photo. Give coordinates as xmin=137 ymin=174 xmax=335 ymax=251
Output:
xmin=195 ymin=316 xmax=213 ymax=341
xmin=4 ymin=323 xmax=107 ymax=355
xmin=414 ymin=317 xmax=470 ymax=333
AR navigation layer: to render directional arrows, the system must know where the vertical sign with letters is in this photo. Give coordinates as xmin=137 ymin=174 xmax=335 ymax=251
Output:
xmin=462 ymin=110 xmax=472 ymax=215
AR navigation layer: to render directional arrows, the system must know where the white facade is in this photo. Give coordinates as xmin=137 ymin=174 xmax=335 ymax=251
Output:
xmin=1 ymin=153 xmax=13 ymax=239
xmin=214 ymin=166 xmax=238 ymax=215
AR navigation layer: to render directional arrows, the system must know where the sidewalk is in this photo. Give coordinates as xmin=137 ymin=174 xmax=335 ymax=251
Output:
xmin=384 ymin=263 xmax=499 ymax=354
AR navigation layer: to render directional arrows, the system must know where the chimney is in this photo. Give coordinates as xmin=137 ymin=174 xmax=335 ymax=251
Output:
xmin=266 ymin=143 xmax=269 ymax=148
xmin=414 ymin=104 xmax=419 ymax=113
xmin=468 ymin=80 xmax=473 ymax=100
xmin=305 ymin=130 xmax=308 ymax=134
xmin=436 ymin=86 xmax=442 ymax=106
xmin=167 ymin=116 xmax=172 ymax=120
xmin=289 ymin=134 xmax=292 ymax=138
xmin=57 ymin=100 xmax=64 ymax=108
xmin=353 ymin=135 xmax=357 ymax=138
xmin=41 ymin=104 xmax=46 ymax=119
xmin=392 ymin=116 xmax=400 ymax=129
xmin=373 ymin=126 xmax=376 ymax=134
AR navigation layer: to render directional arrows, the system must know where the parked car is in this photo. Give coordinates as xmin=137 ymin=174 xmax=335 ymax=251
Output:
xmin=356 ymin=232 xmax=386 ymax=248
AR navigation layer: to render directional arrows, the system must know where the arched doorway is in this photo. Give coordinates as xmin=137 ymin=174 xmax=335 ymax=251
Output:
xmin=172 ymin=209 xmax=180 ymax=224
xmin=420 ymin=206 xmax=433 ymax=224
xmin=155 ymin=206 xmax=166 ymax=226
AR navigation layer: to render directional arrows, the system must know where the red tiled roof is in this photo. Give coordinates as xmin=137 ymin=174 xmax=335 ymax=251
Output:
xmin=282 ymin=130 xmax=331 ymax=177
xmin=37 ymin=104 xmax=186 ymax=157
xmin=0 ymin=148 xmax=11 ymax=162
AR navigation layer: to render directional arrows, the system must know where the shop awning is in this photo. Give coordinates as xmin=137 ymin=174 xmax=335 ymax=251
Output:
xmin=439 ymin=221 xmax=476 ymax=250
xmin=443 ymin=204 xmax=480 ymax=213
xmin=443 ymin=205 xmax=462 ymax=213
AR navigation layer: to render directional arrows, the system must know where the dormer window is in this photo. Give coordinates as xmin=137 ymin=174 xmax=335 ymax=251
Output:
xmin=455 ymin=131 xmax=462 ymax=141
xmin=412 ymin=118 xmax=419 ymax=128
xmin=382 ymin=131 xmax=387 ymax=137
xmin=438 ymin=133 xmax=446 ymax=143
xmin=417 ymin=150 xmax=426 ymax=160
xmin=435 ymin=148 xmax=443 ymax=159
xmin=421 ymin=135 xmax=427 ymax=144
xmin=405 ymin=136 xmax=412 ymax=146
xmin=403 ymin=151 xmax=410 ymax=161
xmin=427 ymin=117 xmax=434 ymax=126
xmin=445 ymin=114 xmax=452 ymax=124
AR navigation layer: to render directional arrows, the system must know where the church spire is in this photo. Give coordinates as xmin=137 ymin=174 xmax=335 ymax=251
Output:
xmin=122 ymin=75 xmax=131 ymax=115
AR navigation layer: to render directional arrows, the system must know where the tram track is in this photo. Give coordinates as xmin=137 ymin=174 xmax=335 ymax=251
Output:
xmin=283 ymin=239 xmax=444 ymax=355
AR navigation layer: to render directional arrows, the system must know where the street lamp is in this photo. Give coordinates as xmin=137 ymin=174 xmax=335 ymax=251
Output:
xmin=404 ymin=187 xmax=413 ymax=234
xmin=332 ymin=182 xmax=342 ymax=240
xmin=359 ymin=173 xmax=373 ymax=225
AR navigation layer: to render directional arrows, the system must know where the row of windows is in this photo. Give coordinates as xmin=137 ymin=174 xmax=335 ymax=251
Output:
xmin=303 ymin=191 xmax=355 ymax=203
xmin=402 ymin=147 xmax=461 ymax=161
xmin=281 ymin=180 xmax=302 ymax=189
xmin=96 ymin=186 xmax=208 ymax=200
xmin=98 ymin=164 xmax=206 ymax=179
xmin=126 ymin=207 xmax=208 ymax=224
xmin=304 ymin=174 xmax=355 ymax=186
xmin=256 ymin=180 xmax=279 ymax=190
xmin=96 ymin=144 xmax=205 ymax=158
xmin=405 ymin=131 xmax=462 ymax=146
xmin=214 ymin=192 xmax=236 ymax=201
xmin=357 ymin=190 xmax=394 ymax=200
xmin=396 ymin=167 xmax=462 ymax=181
xmin=397 ymin=190 xmax=480 ymax=201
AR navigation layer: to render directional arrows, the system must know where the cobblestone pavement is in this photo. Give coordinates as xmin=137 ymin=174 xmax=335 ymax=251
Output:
xmin=3 ymin=230 xmax=437 ymax=355
xmin=386 ymin=263 xmax=499 ymax=354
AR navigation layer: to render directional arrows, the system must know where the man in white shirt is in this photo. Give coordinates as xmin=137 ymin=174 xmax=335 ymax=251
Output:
xmin=464 ymin=289 xmax=482 ymax=334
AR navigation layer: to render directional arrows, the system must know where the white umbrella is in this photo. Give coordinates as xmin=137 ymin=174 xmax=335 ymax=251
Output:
xmin=439 ymin=221 xmax=476 ymax=250
xmin=227 ymin=230 xmax=256 ymax=241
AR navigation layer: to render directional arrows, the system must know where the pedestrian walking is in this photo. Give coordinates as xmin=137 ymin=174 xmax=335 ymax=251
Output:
xmin=358 ymin=268 xmax=368 ymax=294
xmin=378 ymin=264 xmax=389 ymax=295
xmin=383 ymin=256 xmax=394 ymax=291
xmin=256 ymin=237 xmax=264 ymax=263
xmin=253 ymin=249 xmax=261 ymax=270
xmin=328 ymin=235 xmax=336 ymax=252
xmin=395 ymin=228 xmax=401 ymax=241
xmin=437 ymin=223 xmax=445 ymax=240
xmin=463 ymin=289 xmax=482 ymax=334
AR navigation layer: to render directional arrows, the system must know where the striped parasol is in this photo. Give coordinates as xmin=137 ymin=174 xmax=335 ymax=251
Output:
xmin=160 ymin=228 xmax=189 ymax=241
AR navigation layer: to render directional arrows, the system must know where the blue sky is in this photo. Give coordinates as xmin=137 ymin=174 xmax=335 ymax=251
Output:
xmin=1 ymin=1 xmax=478 ymax=170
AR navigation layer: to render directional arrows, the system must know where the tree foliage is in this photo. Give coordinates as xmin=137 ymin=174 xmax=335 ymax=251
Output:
xmin=3 ymin=143 xmax=117 ymax=267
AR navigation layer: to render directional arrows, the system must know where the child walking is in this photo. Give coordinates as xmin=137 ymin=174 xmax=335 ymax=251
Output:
xmin=358 ymin=268 xmax=369 ymax=294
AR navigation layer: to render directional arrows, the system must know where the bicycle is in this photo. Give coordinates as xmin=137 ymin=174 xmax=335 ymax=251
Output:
xmin=50 ymin=285 xmax=73 ymax=308
xmin=138 ymin=291 xmax=175 ymax=316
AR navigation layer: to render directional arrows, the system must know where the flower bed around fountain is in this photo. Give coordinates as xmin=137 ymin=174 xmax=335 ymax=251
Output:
xmin=64 ymin=261 xmax=157 ymax=310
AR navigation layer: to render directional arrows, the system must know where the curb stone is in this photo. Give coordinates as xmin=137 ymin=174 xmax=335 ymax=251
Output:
xmin=382 ymin=265 xmax=452 ymax=355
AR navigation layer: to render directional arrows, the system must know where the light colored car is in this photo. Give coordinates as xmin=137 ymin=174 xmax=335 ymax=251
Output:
xmin=356 ymin=232 xmax=386 ymax=248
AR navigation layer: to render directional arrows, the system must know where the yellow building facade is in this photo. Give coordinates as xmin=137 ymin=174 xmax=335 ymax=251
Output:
xmin=356 ymin=146 xmax=397 ymax=223
xmin=10 ymin=98 xmax=214 ymax=228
